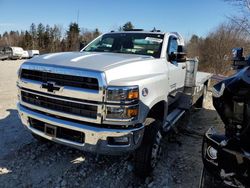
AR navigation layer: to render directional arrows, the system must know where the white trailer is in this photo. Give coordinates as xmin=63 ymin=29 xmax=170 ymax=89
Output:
xmin=9 ymin=47 xmax=24 ymax=60
xmin=27 ymin=50 xmax=39 ymax=58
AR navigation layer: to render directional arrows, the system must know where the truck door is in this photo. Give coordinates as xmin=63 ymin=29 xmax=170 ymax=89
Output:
xmin=167 ymin=36 xmax=186 ymax=95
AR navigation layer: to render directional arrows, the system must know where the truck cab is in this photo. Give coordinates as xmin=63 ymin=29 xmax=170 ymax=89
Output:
xmin=17 ymin=30 xmax=210 ymax=177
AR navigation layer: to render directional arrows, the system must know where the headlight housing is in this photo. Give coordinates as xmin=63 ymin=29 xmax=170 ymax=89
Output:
xmin=207 ymin=146 xmax=218 ymax=160
xmin=105 ymin=86 xmax=139 ymax=121
xmin=106 ymin=86 xmax=139 ymax=103
xmin=106 ymin=105 xmax=139 ymax=121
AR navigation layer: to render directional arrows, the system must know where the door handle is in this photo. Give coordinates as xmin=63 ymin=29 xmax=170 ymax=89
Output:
xmin=182 ymin=65 xmax=186 ymax=69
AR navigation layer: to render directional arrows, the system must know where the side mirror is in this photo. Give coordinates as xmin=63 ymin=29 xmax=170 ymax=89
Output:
xmin=176 ymin=45 xmax=186 ymax=62
xmin=168 ymin=45 xmax=187 ymax=62
xmin=176 ymin=52 xmax=187 ymax=62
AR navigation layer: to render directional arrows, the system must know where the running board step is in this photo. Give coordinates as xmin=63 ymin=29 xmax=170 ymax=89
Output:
xmin=163 ymin=108 xmax=186 ymax=132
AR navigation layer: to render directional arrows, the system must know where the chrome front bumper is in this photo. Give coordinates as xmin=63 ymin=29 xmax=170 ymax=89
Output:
xmin=17 ymin=103 xmax=144 ymax=155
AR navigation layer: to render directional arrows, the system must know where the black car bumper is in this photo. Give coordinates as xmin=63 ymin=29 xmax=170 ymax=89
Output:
xmin=202 ymin=127 xmax=250 ymax=187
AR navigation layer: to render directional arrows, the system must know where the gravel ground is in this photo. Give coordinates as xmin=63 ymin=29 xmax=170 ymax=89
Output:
xmin=0 ymin=60 xmax=223 ymax=188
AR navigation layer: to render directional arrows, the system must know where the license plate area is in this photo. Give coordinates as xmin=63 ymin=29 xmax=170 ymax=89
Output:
xmin=45 ymin=123 xmax=57 ymax=137
xmin=29 ymin=118 xmax=85 ymax=144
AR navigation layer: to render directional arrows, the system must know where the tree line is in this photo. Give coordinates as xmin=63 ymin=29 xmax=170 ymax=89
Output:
xmin=187 ymin=0 xmax=250 ymax=75
xmin=0 ymin=23 xmax=101 ymax=53
xmin=187 ymin=21 xmax=250 ymax=75
xmin=1 ymin=0 xmax=250 ymax=76
xmin=0 ymin=22 xmax=135 ymax=54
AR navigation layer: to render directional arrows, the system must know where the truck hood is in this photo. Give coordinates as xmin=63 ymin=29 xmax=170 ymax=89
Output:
xmin=27 ymin=52 xmax=153 ymax=72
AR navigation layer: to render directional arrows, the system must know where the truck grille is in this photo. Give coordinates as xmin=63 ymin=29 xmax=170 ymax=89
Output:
xmin=21 ymin=91 xmax=97 ymax=119
xmin=21 ymin=69 xmax=99 ymax=90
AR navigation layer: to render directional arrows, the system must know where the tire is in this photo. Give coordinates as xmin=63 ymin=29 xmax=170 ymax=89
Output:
xmin=194 ymin=85 xmax=207 ymax=108
xmin=133 ymin=118 xmax=162 ymax=178
xmin=199 ymin=168 xmax=224 ymax=188
xmin=32 ymin=133 xmax=49 ymax=143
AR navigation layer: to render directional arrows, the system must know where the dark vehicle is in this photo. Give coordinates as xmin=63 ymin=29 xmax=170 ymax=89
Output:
xmin=0 ymin=46 xmax=12 ymax=60
xmin=0 ymin=52 xmax=8 ymax=61
xmin=200 ymin=48 xmax=250 ymax=188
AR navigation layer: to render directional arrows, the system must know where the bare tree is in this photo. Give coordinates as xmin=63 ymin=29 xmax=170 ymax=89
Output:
xmin=225 ymin=0 xmax=250 ymax=34
xmin=186 ymin=34 xmax=201 ymax=58
xmin=80 ymin=28 xmax=101 ymax=47
xmin=226 ymin=0 xmax=250 ymax=10
xmin=188 ymin=21 xmax=250 ymax=75
xmin=49 ymin=25 xmax=62 ymax=52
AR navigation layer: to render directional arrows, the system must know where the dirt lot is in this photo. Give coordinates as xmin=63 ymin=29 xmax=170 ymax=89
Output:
xmin=0 ymin=60 xmax=223 ymax=188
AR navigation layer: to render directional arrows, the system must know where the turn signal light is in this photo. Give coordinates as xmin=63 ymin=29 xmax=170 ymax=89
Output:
xmin=127 ymin=108 xmax=138 ymax=117
xmin=128 ymin=90 xmax=139 ymax=100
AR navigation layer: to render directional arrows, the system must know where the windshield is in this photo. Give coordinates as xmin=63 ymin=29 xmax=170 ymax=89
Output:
xmin=83 ymin=33 xmax=164 ymax=58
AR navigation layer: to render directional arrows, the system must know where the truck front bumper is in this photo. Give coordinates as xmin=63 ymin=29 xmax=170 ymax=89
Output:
xmin=202 ymin=127 xmax=250 ymax=187
xmin=17 ymin=103 xmax=144 ymax=155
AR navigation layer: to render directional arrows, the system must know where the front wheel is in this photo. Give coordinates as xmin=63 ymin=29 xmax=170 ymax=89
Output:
xmin=133 ymin=118 xmax=162 ymax=178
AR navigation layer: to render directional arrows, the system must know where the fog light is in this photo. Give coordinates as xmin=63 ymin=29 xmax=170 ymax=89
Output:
xmin=127 ymin=108 xmax=138 ymax=117
xmin=207 ymin=146 xmax=217 ymax=160
xmin=114 ymin=137 xmax=129 ymax=143
xmin=107 ymin=136 xmax=129 ymax=145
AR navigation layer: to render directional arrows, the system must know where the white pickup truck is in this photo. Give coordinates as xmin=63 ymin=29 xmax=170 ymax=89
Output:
xmin=17 ymin=30 xmax=211 ymax=177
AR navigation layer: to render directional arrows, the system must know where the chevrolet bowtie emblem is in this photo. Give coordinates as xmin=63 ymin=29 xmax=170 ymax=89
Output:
xmin=41 ymin=82 xmax=61 ymax=92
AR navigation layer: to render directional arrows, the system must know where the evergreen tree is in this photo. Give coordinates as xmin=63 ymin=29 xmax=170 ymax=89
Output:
xmin=30 ymin=23 xmax=37 ymax=48
xmin=93 ymin=28 xmax=101 ymax=38
xmin=122 ymin=21 xmax=134 ymax=31
xmin=66 ymin=22 xmax=80 ymax=51
xmin=37 ymin=23 xmax=45 ymax=49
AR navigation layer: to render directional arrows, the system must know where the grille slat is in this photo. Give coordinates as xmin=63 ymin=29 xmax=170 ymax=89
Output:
xmin=21 ymin=69 xmax=99 ymax=90
xmin=21 ymin=91 xmax=97 ymax=119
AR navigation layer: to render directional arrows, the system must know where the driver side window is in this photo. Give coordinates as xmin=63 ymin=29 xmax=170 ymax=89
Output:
xmin=167 ymin=37 xmax=178 ymax=62
xmin=167 ymin=37 xmax=178 ymax=55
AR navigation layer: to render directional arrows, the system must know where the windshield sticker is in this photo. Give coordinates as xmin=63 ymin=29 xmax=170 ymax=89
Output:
xmin=147 ymin=50 xmax=154 ymax=54
xmin=145 ymin=37 xmax=163 ymax=43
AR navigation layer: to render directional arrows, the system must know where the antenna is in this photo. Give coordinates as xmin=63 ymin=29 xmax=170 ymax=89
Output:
xmin=77 ymin=9 xmax=79 ymax=24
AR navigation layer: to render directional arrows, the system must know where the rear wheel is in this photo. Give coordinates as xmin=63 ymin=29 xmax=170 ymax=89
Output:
xmin=133 ymin=118 xmax=162 ymax=178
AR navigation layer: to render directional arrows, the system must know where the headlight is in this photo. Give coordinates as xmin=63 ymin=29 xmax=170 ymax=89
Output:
xmin=207 ymin=146 xmax=218 ymax=160
xmin=105 ymin=86 xmax=139 ymax=121
xmin=106 ymin=105 xmax=139 ymax=121
xmin=106 ymin=86 xmax=139 ymax=103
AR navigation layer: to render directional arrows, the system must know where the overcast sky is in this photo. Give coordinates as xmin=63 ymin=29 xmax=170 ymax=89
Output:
xmin=0 ymin=0 xmax=238 ymax=39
